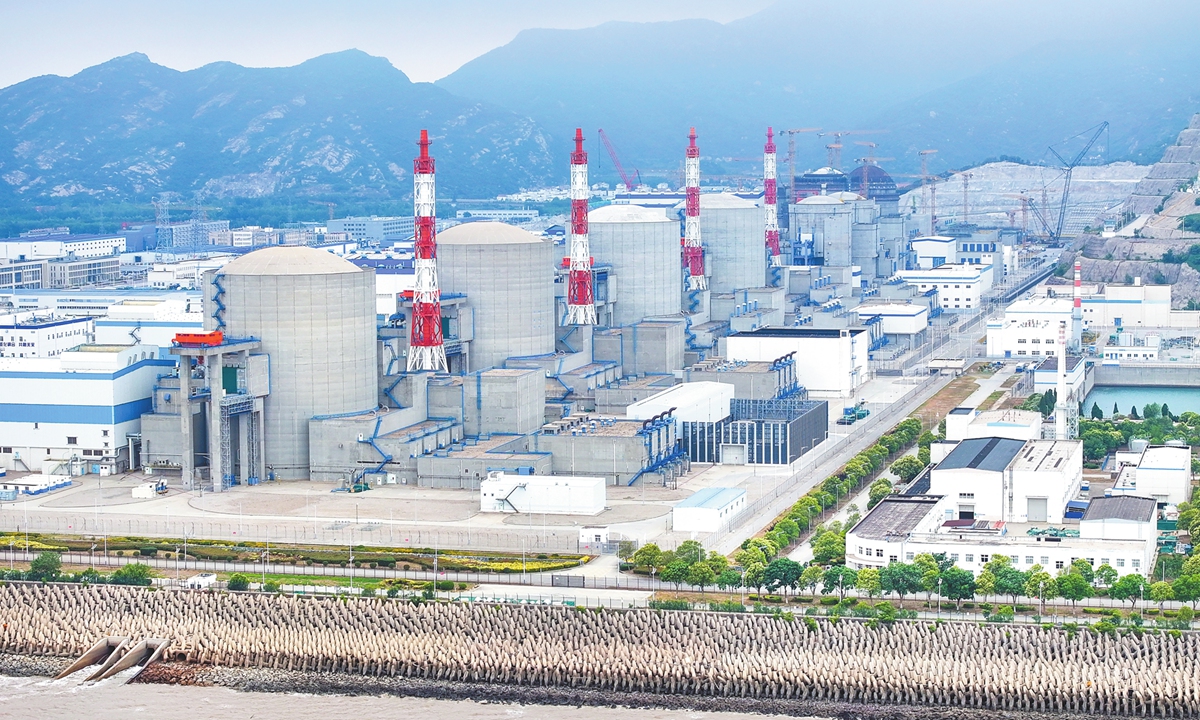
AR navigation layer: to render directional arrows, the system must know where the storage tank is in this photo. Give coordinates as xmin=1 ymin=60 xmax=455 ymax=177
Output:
xmin=210 ymin=247 xmax=378 ymax=480
xmin=589 ymin=204 xmax=681 ymax=325
xmin=691 ymin=193 xmax=765 ymax=293
xmin=438 ymin=222 xmax=554 ymax=370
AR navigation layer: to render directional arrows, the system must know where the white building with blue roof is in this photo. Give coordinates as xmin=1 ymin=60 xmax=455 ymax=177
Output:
xmin=672 ymin=486 xmax=747 ymax=533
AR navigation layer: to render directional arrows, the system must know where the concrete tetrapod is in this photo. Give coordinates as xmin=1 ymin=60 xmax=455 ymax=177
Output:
xmin=0 ymin=584 xmax=1198 ymax=716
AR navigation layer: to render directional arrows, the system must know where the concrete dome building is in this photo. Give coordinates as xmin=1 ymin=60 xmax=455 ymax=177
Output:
xmin=438 ymin=222 xmax=555 ymax=370
xmin=209 ymin=246 xmax=378 ymax=480
xmin=589 ymin=204 xmax=681 ymax=325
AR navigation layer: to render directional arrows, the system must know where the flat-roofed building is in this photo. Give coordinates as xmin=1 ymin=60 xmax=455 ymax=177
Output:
xmin=672 ymin=486 xmax=747 ymax=533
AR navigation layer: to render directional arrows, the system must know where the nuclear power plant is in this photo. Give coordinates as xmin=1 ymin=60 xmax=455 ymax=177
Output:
xmin=132 ymin=124 xmax=955 ymax=492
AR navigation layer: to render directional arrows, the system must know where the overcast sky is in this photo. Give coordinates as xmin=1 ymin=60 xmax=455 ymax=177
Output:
xmin=0 ymin=0 xmax=772 ymax=88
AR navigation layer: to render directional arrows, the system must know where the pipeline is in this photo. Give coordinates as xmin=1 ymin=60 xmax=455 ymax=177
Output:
xmin=3 ymin=583 xmax=1200 ymax=717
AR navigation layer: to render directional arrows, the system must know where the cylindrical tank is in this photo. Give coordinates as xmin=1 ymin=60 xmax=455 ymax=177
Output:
xmin=589 ymin=204 xmax=681 ymax=325
xmin=438 ymin=222 xmax=554 ymax=370
xmin=212 ymin=247 xmax=378 ymax=480
xmin=695 ymin=193 xmax=765 ymax=293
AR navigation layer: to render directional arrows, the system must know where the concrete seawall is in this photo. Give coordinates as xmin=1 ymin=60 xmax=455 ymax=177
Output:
xmin=2 ymin=583 xmax=1199 ymax=717
xmin=1094 ymin=363 xmax=1200 ymax=388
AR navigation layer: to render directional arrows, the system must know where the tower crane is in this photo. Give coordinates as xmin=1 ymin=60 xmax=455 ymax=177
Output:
xmin=778 ymin=128 xmax=821 ymax=198
xmin=919 ymin=149 xmax=938 ymax=230
xmin=818 ymin=130 xmax=886 ymax=170
xmin=852 ymin=141 xmax=894 ymax=197
xmin=597 ymin=129 xmax=641 ymax=191
xmin=308 ymin=201 xmax=336 ymax=221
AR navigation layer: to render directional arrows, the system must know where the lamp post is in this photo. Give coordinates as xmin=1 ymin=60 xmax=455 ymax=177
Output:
xmin=937 ymin=576 xmax=943 ymax=618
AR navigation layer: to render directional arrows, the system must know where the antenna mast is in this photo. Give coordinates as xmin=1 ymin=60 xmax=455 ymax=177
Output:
xmin=564 ymin=128 xmax=597 ymax=325
xmin=683 ymin=127 xmax=707 ymax=290
xmin=407 ymin=129 xmax=447 ymax=372
xmin=763 ymin=127 xmax=782 ymax=266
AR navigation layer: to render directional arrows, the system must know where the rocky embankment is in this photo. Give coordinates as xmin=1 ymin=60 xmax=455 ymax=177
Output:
xmin=2 ymin=583 xmax=1199 ymax=717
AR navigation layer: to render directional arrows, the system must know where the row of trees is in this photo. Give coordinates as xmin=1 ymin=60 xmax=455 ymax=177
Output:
xmin=1079 ymin=412 xmax=1200 ymax=459
xmin=3 ymin=552 xmax=154 ymax=586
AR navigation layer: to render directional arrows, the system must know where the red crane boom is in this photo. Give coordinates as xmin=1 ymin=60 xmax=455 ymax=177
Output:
xmin=597 ymin=129 xmax=640 ymax=190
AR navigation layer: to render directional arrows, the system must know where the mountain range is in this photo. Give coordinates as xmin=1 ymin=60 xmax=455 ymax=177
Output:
xmin=0 ymin=50 xmax=553 ymax=207
xmin=2 ymin=0 xmax=1199 ymax=208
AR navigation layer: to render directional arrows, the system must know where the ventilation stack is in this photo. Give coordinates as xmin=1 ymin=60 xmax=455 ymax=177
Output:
xmin=763 ymin=127 xmax=782 ymax=267
xmin=1055 ymin=320 xmax=1069 ymax=440
xmin=1072 ymin=259 xmax=1083 ymax=350
xmin=564 ymin=128 xmax=597 ymax=326
xmin=407 ymin=129 xmax=448 ymax=373
xmin=683 ymin=127 xmax=707 ymax=290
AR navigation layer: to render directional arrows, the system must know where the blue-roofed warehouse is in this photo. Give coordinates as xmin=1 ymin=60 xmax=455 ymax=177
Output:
xmin=672 ymin=486 xmax=747 ymax=533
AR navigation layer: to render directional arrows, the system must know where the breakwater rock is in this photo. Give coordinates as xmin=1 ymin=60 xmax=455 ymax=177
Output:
xmin=2 ymin=583 xmax=1198 ymax=717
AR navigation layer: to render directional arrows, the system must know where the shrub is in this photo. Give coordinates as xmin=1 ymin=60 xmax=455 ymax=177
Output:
xmin=648 ymin=599 xmax=691 ymax=611
xmin=138 ymin=547 xmax=157 ymax=557
xmin=115 ymin=550 xmax=125 ymax=557
xmin=226 ymin=573 xmax=250 ymax=591
xmin=709 ymin=601 xmax=746 ymax=613
xmin=110 ymin=563 xmax=153 ymax=586
xmin=819 ymin=597 xmax=839 ymax=606
xmin=369 ymin=562 xmax=378 ymax=569
xmin=263 ymin=581 xmax=280 ymax=593
xmin=435 ymin=580 xmax=454 ymax=591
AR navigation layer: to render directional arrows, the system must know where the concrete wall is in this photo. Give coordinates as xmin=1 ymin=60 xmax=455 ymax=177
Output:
xmin=464 ymin=368 xmax=546 ymax=437
xmin=531 ymin=433 xmax=648 ymax=485
xmin=1094 ymin=363 xmax=1200 ymax=387
xmin=593 ymin=321 xmax=684 ymax=376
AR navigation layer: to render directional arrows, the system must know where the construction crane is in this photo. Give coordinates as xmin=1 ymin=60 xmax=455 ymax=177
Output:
xmin=919 ymin=149 xmax=939 ymax=230
xmin=852 ymin=141 xmax=894 ymax=197
xmin=1047 ymin=121 xmax=1109 ymax=243
xmin=308 ymin=201 xmax=336 ymax=221
xmin=818 ymin=130 xmax=886 ymax=170
xmin=960 ymin=172 xmax=973 ymax=225
xmin=778 ymin=128 xmax=821 ymax=198
xmin=597 ymin=129 xmax=641 ymax=191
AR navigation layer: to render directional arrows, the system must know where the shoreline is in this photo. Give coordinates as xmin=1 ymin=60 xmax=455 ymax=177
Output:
xmin=0 ymin=653 xmax=1085 ymax=720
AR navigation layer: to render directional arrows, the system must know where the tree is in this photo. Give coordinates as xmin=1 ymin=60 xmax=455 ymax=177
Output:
xmin=918 ymin=446 xmax=931 ymax=466
xmin=913 ymin=553 xmax=942 ymax=600
xmin=867 ymin=479 xmax=893 ymax=510
xmin=811 ymin=531 xmax=846 ymax=566
xmin=1114 ymin=401 xmax=1120 ymax=416
xmin=1130 ymin=405 xmax=1140 ymax=420
xmin=661 ymin=560 xmax=690 ymax=589
xmin=890 ymin=456 xmax=924 ymax=484
xmin=880 ymin=562 xmax=924 ymax=606
xmin=994 ymin=566 xmax=1029 ymax=605
xmin=110 ymin=563 xmax=153 ymax=586
xmin=632 ymin=543 xmax=663 ymax=570
xmin=1095 ymin=563 xmax=1119 ymax=588
xmin=1143 ymin=403 xmax=1161 ymax=420
xmin=799 ymin=564 xmax=824 ymax=596
xmin=1070 ymin=558 xmax=1095 ymax=585
xmin=1091 ymin=403 xmax=1104 ymax=420
xmin=226 ymin=573 xmax=250 ymax=591
xmin=1025 ymin=569 xmax=1057 ymax=614
xmin=1038 ymin=389 xmax=1057 ymax=418
xmin=675 ymin=540 xmax=705 ymax=567
xmin=716 ymin=569 xmax=742 ymax=592
xmin=1183 ymin=555 xmax=1200 ymax=577
xmin=939 ymin=567 xmax=976 ymax=610
xmin=1172 ymin=574 xmax=1200 ymax=609
xmin=1162 ymin=403 xmax=1173 ymax=420
xmin=1057 ymin=572 xmax=1093 ymax=607
xmin=976 ymin=570 xmax=997 ymax=597
xmin=822 ymin=565 xmax=858 ymax=601
xmin=734 ymin=546 xmax=767 ymax=570
xmin=686 ymin=562 xmax=717 ymax=594
xmin=706 ymin=551 xmax=730 ymax=576
xmin=763 ymin=558 xmax=802 ymax=595
xmin=1109 ymin=574 xmax=1147 ymax=608
xmin=1150 ymin=580 xmax=1175 ymax=610
xmin=28 ymin=551 xmax=62 ymax=582
xmin=744 ymin=562 xmax=767 ymax=594
xmin=856 ymin=567 xmax=882 ymax=599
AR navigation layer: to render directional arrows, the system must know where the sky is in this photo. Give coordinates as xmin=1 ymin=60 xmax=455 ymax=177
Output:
xmin=0 ymin=0 xmax=773 ymax=88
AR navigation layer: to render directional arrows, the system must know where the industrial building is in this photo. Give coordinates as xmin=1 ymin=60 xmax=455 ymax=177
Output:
xmin=479 ymin=471 xmax=606 ymax=516
xmin=726 ymin=327 xmax=868 ymax=398
xmin=896 ymin=263 xmax=992 ymax=312
xmin=1111 ymin=444 xmax=1191 ymax=506
xmin=0 ymin=343 xmax=170 ymax=474
xmin=0 ymin=312 xmax=94 ymax=358
xmin=327 ymin=216 xmax=414 ymax=245
xmin=673 ymin=486 xmax=747 ymax=533
xmin=943 ymin=407 xmax=1043 ymax=443
xmin=0 ymin=233 xmax=126 ymax=260
xmin=0 ymin=258 xmax=46 ymax=291
xmin=846 ymin=493 xmax=1157 ymax=578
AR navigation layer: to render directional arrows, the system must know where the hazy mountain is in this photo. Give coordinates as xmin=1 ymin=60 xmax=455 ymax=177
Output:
xmin=0 ymin=50 xmax=554 ymax=205
xmin=438 ymin=0 xmax=1200 ymax=182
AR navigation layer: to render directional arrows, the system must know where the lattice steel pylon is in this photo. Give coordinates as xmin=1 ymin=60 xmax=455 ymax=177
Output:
xmin=683 ymin=127 xmax=706 ymax=290
xmin=407 ymin=129 xmax=448 ymax=372
xmin=763 ymin=127 xmax=782 ymax=267
xmin=564 ymin=128 xmax=597 ymax=325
